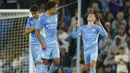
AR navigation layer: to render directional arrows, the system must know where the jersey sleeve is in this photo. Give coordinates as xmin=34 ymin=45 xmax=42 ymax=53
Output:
xmin=36 ymin=17 xmax=44 ymax=30
xmin=72 ymin=26 xmax=82 ymax=38
xmin=98 ymin=25 xmax=107 ymax=38
xmin=26 ymin=18 xmax=32 ymax=28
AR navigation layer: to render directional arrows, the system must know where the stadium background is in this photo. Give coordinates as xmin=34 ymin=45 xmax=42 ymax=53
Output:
xmin=0 ymin=0 xmax=130 ymax=73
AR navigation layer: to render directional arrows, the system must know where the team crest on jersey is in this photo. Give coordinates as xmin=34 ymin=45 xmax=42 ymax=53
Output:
xmin=92 ymin=28 xmax=96 ymax=32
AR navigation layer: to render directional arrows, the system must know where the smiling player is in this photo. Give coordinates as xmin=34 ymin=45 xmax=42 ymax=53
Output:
xmin=72 ymin=14 xmax=107 ymax=73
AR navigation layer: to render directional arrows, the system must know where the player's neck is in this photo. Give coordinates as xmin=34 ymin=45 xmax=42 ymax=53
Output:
xmin=46 ymin=11 xmax=53 ymax=16
xmin=88 ymin=22 xmax=94 ymax=26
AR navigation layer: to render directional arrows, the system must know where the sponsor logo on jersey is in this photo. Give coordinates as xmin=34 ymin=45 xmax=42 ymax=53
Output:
xmin=92 ymin=28 xmax=96 ymax=32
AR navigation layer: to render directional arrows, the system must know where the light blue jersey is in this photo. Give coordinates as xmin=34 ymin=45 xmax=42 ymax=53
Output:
xmin=26 ymin=17 xmax=41 ymax=63
xmin=26 ymin=17 xmax=40 ymax=44
xmin=73 ymin=24 xmax=107 ymax=49
xmin=73 ymin=24 xmax=107 ymax=64
xmin=36 ymin=13 xmax=58 ymax=47
xmin=36 ymin=13 xmax=59 ymax=59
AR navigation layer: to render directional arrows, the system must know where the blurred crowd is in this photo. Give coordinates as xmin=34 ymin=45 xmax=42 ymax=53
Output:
xmin=0 ymin=0 xmax=130 ymax=73
xmin=0 ymin=51 xmax=29 ymax=73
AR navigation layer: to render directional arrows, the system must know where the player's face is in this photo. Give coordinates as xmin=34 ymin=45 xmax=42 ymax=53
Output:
xmin=87 ymin=14 xmax=96 ymax=22
xmin=50 ymin=5 xmax=58 ymax=14
xmin=31 ymin=11 xmax=39 ymax=19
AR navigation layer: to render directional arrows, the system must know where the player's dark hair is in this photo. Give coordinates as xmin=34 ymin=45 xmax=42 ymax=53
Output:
xmin=46 ymin=2 xmax=57 ymax=10
xmin=30 ymin=4 xmax=39 ymax=12
xmin=87 ymin=13 xmax=98 ymax=19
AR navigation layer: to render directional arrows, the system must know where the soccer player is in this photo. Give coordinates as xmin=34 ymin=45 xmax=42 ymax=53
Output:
xmin=25 ymin=4 xmax=44 ymax=73
xmin=72 ymin=14 xmax=107 ymax=73
xmin=35 ymin=2 xmax=60 ymax=73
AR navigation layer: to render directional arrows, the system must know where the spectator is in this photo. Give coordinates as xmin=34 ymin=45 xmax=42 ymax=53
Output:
xmin=64 ymin=9 xmax=71 ymax=28
xmin=109 ymin=0 xmax=123 ymax=18
xmin=3 ymin=59 xmax=11 ymax=73
xmin=0 ymin=54 xmax=4 ymax=68
xmin=0 ymin=56 xmax=4 ymax=73
xmin=108 ymin=37 xmax=122 ymax=55
xmin=57 ymin=67 xmax=64 ymax=73
xmin=22 ymin=50 xmax=29 ymax=72
xmin=124 ymin=1 xmax=130 ymax=16
xmin=108 ymin=36 xmax=128 ymax=55
xmin=60 ymin=47 xmax=72 ymax=73
xmin=84 ymin=7 xmax=94 ymax=17
xmin=19 ymin=52 xmax=25 ymax=66
xmin=99 ymin=0 xmax=110 ymax=12
xmin=12 ymin=54 xmax=20 ymax=73
xmin=83 ymin=7 xmax=94 ymax=24
xmin=104 ymin=22 xmax=112 ymax=35
xmin=91 ymin=2 xmax=100 ymax=12
xmin=86 ymin=7 xmax=94 ymax=14
xmin=72 ymin=58 xmax=76 ymax=73
xmin=126 ymin=8 xmax=130 ymax=35
xmin=111 ymin=11 xmax=127 ymax=39
xmin=103 ymin=53 xmax=116 ymax=71
xmin=127 ymin=36 xmax=130 ymax=73
xmin=115 ymin=47 xmax=129 ymax=73
xmin=96 ymin=55 xmax=104 ymax=73
xmin=39 ymin=3 xmax=45 ymax=14
xmin=71 ymin=9 xmax=84 ymax=26
xmin=58 ymin=28 xmax=69 ymax=52
xmin=98 ymin=35 xmax=113 ymax=59
xmin=105 ymin=12 xmax=114 ymax=22
xmin=115 ymin=23 xmax=127 ymax=45
xmin=96 ymin=11 xmax=105 ymax=24
xmin=104 ymin=65 xmax=116 ymax=73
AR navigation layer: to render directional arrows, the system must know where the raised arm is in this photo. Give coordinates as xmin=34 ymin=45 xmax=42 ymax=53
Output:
xmin=72 ymin=26 xmax=81 ymax=38
xmin=99 ymin=25 xmax=107 ymax=38
xmin=25 ymin=18 xmax=35 ymax=35
xmin=97 ymin=20 xmax=107 ymax=38
xmin=72 ymin=20 xmax=82 ymax=38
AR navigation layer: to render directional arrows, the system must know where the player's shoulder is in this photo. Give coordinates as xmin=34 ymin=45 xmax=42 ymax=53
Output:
xmin=40 ymin=13 xmax=49 ymax=19
xmin=80 ymin=24 xmax=86 ymax=28
xmin=27 ymin=17 xmax=34 ymax=21
xmin=93 ymin=24 xmax=101 ymax=29
xmin=93 ymin=24 xmax=100 ymax=27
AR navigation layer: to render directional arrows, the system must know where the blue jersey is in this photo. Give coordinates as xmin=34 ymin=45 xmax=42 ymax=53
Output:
xmin=36 ymin=13 xmax=58 ymax=47
xmin=26 ymin=17 xmax=40 ymax=44
xmin=73 ymin=24 xmax=107 ymax=49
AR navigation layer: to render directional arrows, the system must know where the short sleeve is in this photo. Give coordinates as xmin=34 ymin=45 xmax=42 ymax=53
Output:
xmin=26 ymin=18 xmax=32 ymax=28
xmin=36 ymin=17 xmax=44 ymax=30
